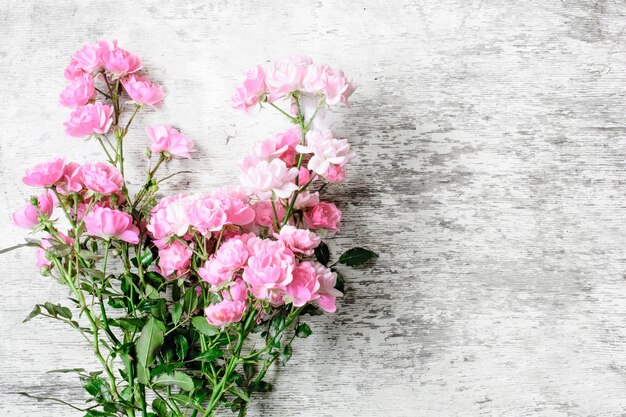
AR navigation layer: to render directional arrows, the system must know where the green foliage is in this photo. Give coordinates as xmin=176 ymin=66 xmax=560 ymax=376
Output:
xmin=338 ymin=247 xmax=378 ymax=266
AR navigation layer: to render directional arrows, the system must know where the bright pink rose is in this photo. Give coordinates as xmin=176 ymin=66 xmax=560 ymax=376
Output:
xmin=64 ymin=102 xmax=114 ymax=137
xmin=122 ymin=74 xmax=164 ymax=106
xmin=252 ymin=201 xmax=285 ymax=228
xmin=60 ymin=73 xmax=96 ymax=107
xmin=83 ymin=206 xmax=139 ymax=243
xmin=189 ymin=196 xmax=227 ymax=236
xmin=215 ymin=195 xmax=255 ymax=226
xmin=297 ymin=129 xmax=355 ymax=176
xmin=102 ymin=47 xmax=142 ymax=77
xmin=285 ymin=261 xmax=321 ymax=307
xmin=221 ymin=279 xmax=248 ymax=302
xmin=12 ymin=190 xmax=57 ymax=229
xmin=56 ymin=162 xmax=84 ymax=195
xmin=145 ymin=125 xmax=194 ymax=159
xmin=265 ymin=56 xmax=312 ymax=101
xmin=205 ymin=299 xmax=246 ymax=327
xmin=240 ymin=159 xmax=299 ymax=200
xmin=147 ymin=193 xmax=190 ymax=239
xmin=243 ymin=238 xmax=295 ymax=300
xmin=72 ymin=40 xmax=112 ymax=73
xmin=81 ymin=162 xmax=123 ymax=195
xmin=198 ymin=238 xmax=249 ymax=287
xmin=232 ymin=65 xmax=267 ymax=112
xmin=304 ymin=202 xmax=342 ymax=232
xmin=312 ymin=262 xmax=343 ymax=313
xmin=275 ymin=225 xmax=320 ymax=256
xmin=64 ymin=59 xmax=84 ymax=80
xmin=22 ymin=158 xmax=65 ymax=187
xmin=158 ymin=240 xmax=192 ymax=277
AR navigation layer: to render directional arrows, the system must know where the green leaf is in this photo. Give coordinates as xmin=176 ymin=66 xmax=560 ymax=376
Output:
xmin=172 ymin=302 xmax=183 ymax=325
xmin=54 ymin=304 xmax=72 ymax=320
xmin=145 ymin=284 xmax=159 ymax=300
xmin=191 ymin=316 xmax=219 ymax=336
xmin=314 ymin=241 xmax=330 ymax=266
xmin=333 ymin=269 xmax=346 ymax=293
xmin=151 ymin=362 xmax=185 ymax=378
xmin=228 ymin=385 xmax=250 ymax=402
xmin=47 ymin=368 xmax=85 ymax=374
xmin=295 ymin=323 xmax=312 ymax=338
xmin=175 ymin=334 xmax=188 ymax=361
xmin=338 ymin=247 xmax=378 ymax=266
xmin=193 ymin=348 xmax=223 ymax=362
xmin=136 ymin=317 xmax=165 ymax=367
xmin=23 ymin=305 xmax=41 ymax=322
xmin=280 ymin=344 xmax=292 ymax=366
xmin=153 ymin=371 xmax=194 ymax=391
xmin=183 ymin=289 xmax=198 ymax=314
xmin=255 ymin=381 xmax=272 ymax=392
xmin=108 ymin=297 xmax=127 ymax=309
xmin=152 ymin=398 xmax=169 ymax=417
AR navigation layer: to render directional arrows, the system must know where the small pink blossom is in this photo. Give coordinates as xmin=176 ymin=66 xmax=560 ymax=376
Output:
xmin=205 ymin=299 xmax=246 ymax=327
xmin=60 ymin=73 xmax=96 ymax=108
xmin=12 ymin=190 xmax=57 ymax=229
xmin=285 ymin=261 xmax=321 ymax=307
xmin=81 ymin=162 xmax=123 ymax=195
xmin=265 ymin=56 xmax=312 ymax=101
xmin=252 ymin=201 xmax=285 ymax=228
xmin=102 ymin=47 xmax=142 ymax=77
xmin=294 ymin=191 xmax=320 ymax=209
xmin=240 ymin=158 xmax=299 ymax=200
xmin=243 ymin=238 xmax=295 ymax=300
xmin=147 ymin=193 xmax=192 ymax=239
xmin=145 ymin=125 xmax=194 ymax=159
xmin=302 ymin=63 xmax=327 ymax=94
xmin=64 ymin=102 xmax=114 ymax=137
xmin=214 ymin=195 xmax=256 ymax=226
xmin=189 ymin=196 xmax=227 ymax=236
xmin=321 ymin=67 xmax=356 ymax=106
xmin=72 ymin=40 xmax=116 ymax=73
xmin=56 ymin=162 xmax=84 ymax=195
xmin=324 ymin=164 xmax=347 ymax=183
xmin=304 ymin=202 xmax=342 ymax=232
xmin=158 ymin=240 xmax=193 ymax=277
xmin=312 ymin=262 xmax=343 ymax=313
xmin=275 ymin=225 xmax=321 ymax=256
xmin=198 ymin=238 xmax=249 ymax=287
xmin=64 ymin=59 xmax=85 ymax=80
xmin=297 ymin=130 xmax=355 ymax=176
xmin=83 ymin=206 xmax=139 ymax=243
xmin=122 ymin=74 xmax=164 ymax=106
xmin=22 ymin=158 xmax=66 ymax=188
xmin=221 ymin=279 xmax=248 ymax=302
xmin=232 ymin=65 xmax=267 ymax=111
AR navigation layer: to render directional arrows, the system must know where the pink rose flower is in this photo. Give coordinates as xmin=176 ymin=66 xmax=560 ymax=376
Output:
xmin=232 ymin=65 xmax=267 ymax=112
xmin=297 ymin=130 xmax=355 ymax=176
xmin=102 ymin=47 xmax=142 ymax=77
xmin=240 ymin=158 xmax=299 ymax=200
xmin=22 ymin=158 xmax=66 ymax=187
xmin=81 ymin=162 xmax=124 ymax=195
xmin=294 ymin=191 xmax=320 ymax=209
xmin=214 ymin=195 xmax=256 ymax=226
xmin=265 ymin=56 xmax=312 ymax=101
xmin=304 ymin=202 xmax=342 ymax=232
xmin=275 ymin=225 xmax=321 ymax=256
xmin=83 ymin=206 xmax=139 ymax=243
xmin=324 ymin=164 xmax=347 ymax=183
xmin=122 ymin=74 xmax=164 ymax=107
xmin=205 ymin=299 xmax=246 ymax=327
xmin=285 ymin=261 xmax=321 ymax=307
xmin=321 ymin=67 xmax=356 ymax=106
xmin=56 ymin=162 xmax=84 ymax=195
xmin=189 ymin=196 xmax=227 ymax=236
xmin=64 ymin=102 xmax=114 ymax=137
xmin=312 ymin=262 xmax=343 ymax=313
xmin=60 ymin=73 xmax=96 ymax=108
xmin=198 ymin=238 xmax=249 ymax=287
xmin=221 ymin=279 xmax=248 ymax=302
xmin=147 ymin=193 xmax=190 ymax=239
xmin=64 ymin=59 xmax=85 ymax=80
xmin=145 ymin=125 xmax=195 ymax=159
xmin=72 ymin=40 xmax=115 ymax=73
xmin=158 ymin=240 xmax=193 ymax=277
xmin=243 ymin=238 xmax=295 ymax=300
xmin=36 ymin=232 xmax=73 ymax=269
xmin=302 ymin=63 xmax=327 ymax=94
xmin=12 ymin=190 xmax=57 ymax=229
xmin=252 ymin=201 xmax=285 ymax=228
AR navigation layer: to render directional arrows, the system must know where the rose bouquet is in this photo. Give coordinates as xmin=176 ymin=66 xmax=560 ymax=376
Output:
xmin=8 ymin=41 xmax=377 ymax=417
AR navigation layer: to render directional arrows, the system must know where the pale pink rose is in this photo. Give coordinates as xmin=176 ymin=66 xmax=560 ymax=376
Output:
xmin=81 ymin=162 xmax=123 ymax=195
xmin=12 ymin=190 xmax=57 ymax=229
xmin=321 ymin=67 xmax=356 ymax=106
xmin=189 ymin=196 xmax=227 ymax=236
xmin=22 ymin=158 xmax=65 ymax=187
xmin=198 ymin=238 xmax=249 ymax=287
xmin=232 ymin=65 xmax=267 ymax=111
xmin=302 ymin=63 xmax=327 ymax=94
xmin=240 ymin=159 xmax=299 ymax=200
xmin=158 ymin=240 xmax=192 ymax=276
xmin=147 ymin=193 xmax=190 ymax=239
xmin=205 ymin=299 xmax=246 ymax=327
xmin=275 ymin=225 xmax=320 ymax=256
xmin=252 ymin=201 xmax=285 ymax=228
xmin=243 ymin=238 xmax=295 ymax=300
xmin=304 ymin=202 xmax=342 ymax=232
xmin=240 ymin=128 xmax=302 ymax=171
xmin=297 ymin=129 xmax=355 ymax=176
xmin=323 ymin=164 xmax=347 ymax=183
xmin=221 ymin=279 xmax=248 ymax=302
xmin=83 ymin=206 xmax=139 ymax=243
xmin=274 ymin=128 xmax=302 ymax=166
xmin=312 ymin=262 xmax=343 ymax=313
xmin=56 ymin=162 xmax=84 ymax=195
xmin=265 ymin=56 xmax=312 ymax=101
xmin=64 ymin=59 xmax=85 ymax=80
xmin=121 ymin=74 xmax=164 ymax=106
xmin=285 ymin=261 xmax=321 ymax=307
xmin=64 ymin=102 xmax=114 ymax=137
xmin=294 ymin=191 xmax=320 ymax=210
xmin=102 ymin=47 xmax=142 ymax=77
xmin=60 ymin=72 xmax=96 ymax=108
xmin=145 ymin=125 xmax=194 ymax=158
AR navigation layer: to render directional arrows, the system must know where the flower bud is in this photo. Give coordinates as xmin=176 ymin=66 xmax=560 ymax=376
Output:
xmin=110 ymin=248 xmax=120 ymax=258
xmin=29 ymin=196 xmax=38 ymax=206
xmin=144 ymin=147 xmax=152 ymax=158
xmin=109 ymin=193 xmax=119 ymax=205
xmin=39 ymin=266 xmax=51 ymax=276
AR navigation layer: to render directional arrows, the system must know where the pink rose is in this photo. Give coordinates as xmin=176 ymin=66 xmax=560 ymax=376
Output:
xmin=215 ymin=195 xmax=255 ymax=226
xmin=22 ymin=158 xmax=65 ymax=187
xmin=83 ymin=206 xmax=139 ymax=244
xmin=312 ymin=262 xmax=343 ymax=313
xmin=189 ymin=196 xmax=227 ymax=236
xmin=36 ymin=232 xmax=73 ymax=269
xmin=81 ymin=162 xmax=123 ymax=195
xmin=205 ymin=299 xmax=246 ymax=327
xmin=60 ymin=72 xmax=96 ymax=108
xmin=64 ymin=102 xmax=114 ymax=137
xmin=252 ymin=201 xmax=285 ymax=228
xmin=232 ymin=65 xmax=267 ymax=112
xmin=321 ymin=67 xmax=356 ymax=106
xmin=64 ymin=59 xmax=85 ymax=80
xmin=12 ymin=190 xmax=57 ymax=229
xmin=265 ymin=56 xmax=312 ymax=101
xmin=304 ymin=202 xmax=342 ymax=232
xmin=158 ymin=240 xmax=193 ymax=277
xmin=294 ymin=191 xmax=320 ymax=209
xmin=240 ymin=158 xmax=299 ymax=200
xmin=147 ymin=193 xmax=190 ymax=239
xmin=198 ymin=238 xmax=249 ymax=287
xmin=285 ymin=261 xmax=321 ymax=307
xmin=275 ymin=225 xmax=321 ymax=256
xmin=122 ymin=74 xmax=164 ymax=107
xmin=296 ymin=129 xmax=355 ymax=176
xmin=302 ymin=63 xmax=327 ymax=94
xmin=145 ymin=125 xmax=194 ymax=159
xmin=56 ymin=162 xmax=84 ymax=195
xmin=102 ymin=47 xmax=142 ymax=77
xmin=221 ymin=279 xmax=249 ymax=302
xmin=243 ymin=238 xmax=295 ymax=300
xmin=72 ymin=40 xmax=116 ymax=73
xmin=323 ymin=164 xmax=347 ymax=183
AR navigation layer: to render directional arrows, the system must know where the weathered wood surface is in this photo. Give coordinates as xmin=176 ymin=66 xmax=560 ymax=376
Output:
xmin=2 ymin=0 xmax=626 ymax=416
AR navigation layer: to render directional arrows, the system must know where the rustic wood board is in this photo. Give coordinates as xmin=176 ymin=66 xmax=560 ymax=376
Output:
xmin=2 ymin=0 xmax=626 ymax=416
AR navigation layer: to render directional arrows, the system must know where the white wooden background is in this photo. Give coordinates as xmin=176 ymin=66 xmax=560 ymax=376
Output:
xmin=2 ymin=1 xmax=626 ymax=416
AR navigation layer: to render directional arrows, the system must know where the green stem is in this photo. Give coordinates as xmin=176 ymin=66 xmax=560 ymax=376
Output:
xmin=268 ymin=102 xmax=297 ymax=122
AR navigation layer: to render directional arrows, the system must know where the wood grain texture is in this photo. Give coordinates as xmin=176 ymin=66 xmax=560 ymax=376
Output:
xmin=2 ymin=0 xmax=626 ymax=416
